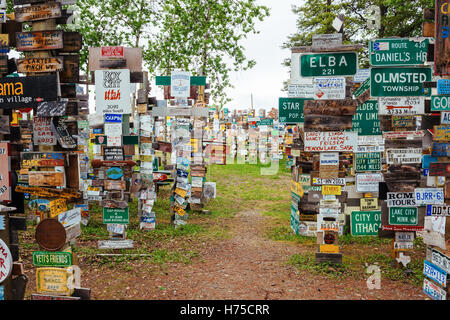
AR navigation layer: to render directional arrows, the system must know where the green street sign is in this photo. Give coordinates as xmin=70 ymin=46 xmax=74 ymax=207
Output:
xmin=353 ymin=77 xmax=370 ymax=98
xmin=351 ymin=211 xmax=381 ymax=236
xmin=388 ymin=207 xmax=418 ymax=226
xmin=370 ymin=67 xmax=432 ymax=97
xmin=354 ymin=152 xmax=382 ymax=172
xmin=32 ymin=251 xmax=73 ymax=268
xmin=278 ymin=98 xmax=307 ymax=123
xmin=290 ymin=205 xmax=299 ymax=235
xmin=369 ymin=38 xmax=430 ymax=66
xmin=431 ymin=95 xmax=450 ymax=111
xmin=257 ymin=118 xmax=274 ymax=126
xmin=352 ymin=100 xmax=381 ymax=136
xmin=103 ymin=207 xmax=129 ymax=224
xmin=155 ymin=76 xmax=206 ymax=86
xmin=300 ymin=52 xmax=358 ymax=77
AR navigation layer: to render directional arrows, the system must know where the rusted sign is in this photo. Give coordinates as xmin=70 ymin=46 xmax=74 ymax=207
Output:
xmin=14 ymin=2 xmax=62 ymax=22
xmin=16 ymin=57 xmax=63 ymax=73
xmin=435 ymin=0 xmax=450 ymax=76
xmin=60 ymin=32 xmax=82 ymax=52
xmin=434 ymin=125 xmax=450 ymax=141
xmin=59 ymin=55 xmax=80 ymax=83
xmin=16 ymin=30 xmax=64 ymax=51
xmin=35 ymin=219 xmax=67 ymax=251
xmin=429 ymin=163 xmax=450 ymax=177
xmin=49 ymin=198 xmax=68 ymax=218
xmin=303 ymin=99 xmax=357 ymax=116
xmin=28 ymin=171 xmax=65 ymax=187
xmin=15 ymin=186 xmax=81 ymax=200
xmin=104 ymin=180 xmax=126 ymax=190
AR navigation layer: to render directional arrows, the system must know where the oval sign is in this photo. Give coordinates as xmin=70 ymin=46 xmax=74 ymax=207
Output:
xmin=0 ymin=238 xmax=12 ymax=283
xmin=105 ymin=167 xmax=123 ymax=180
xmin=35 ymin=219 xmax=66 ymax=251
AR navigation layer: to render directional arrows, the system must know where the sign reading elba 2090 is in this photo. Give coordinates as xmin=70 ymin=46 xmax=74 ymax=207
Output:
xmin=370 ymin=67 xmax=432 ymax=97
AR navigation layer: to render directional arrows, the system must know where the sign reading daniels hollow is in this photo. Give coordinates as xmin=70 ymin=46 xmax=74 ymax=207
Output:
xmin=0 ymin=75 xmax=57 ymax=109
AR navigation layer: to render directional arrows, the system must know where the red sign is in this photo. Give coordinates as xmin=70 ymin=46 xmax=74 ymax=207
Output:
xmin=0 ymin=142 xmax=11 ymax=202
xmin=101 ymin=46 xmax=124 ymax=58
xmin=429 ymin=162 xmax=450 ymax=177
xmin=382 ymin=225 xmax=424 ymax=231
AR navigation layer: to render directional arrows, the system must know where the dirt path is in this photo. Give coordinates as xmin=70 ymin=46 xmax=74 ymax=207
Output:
xmin=123 ymin=208 xmax=427 ymax=300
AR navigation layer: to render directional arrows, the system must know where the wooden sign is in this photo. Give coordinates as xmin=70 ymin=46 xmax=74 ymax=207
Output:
xmin=98 ymin=239 xmax=134 ymax=250
xmin=0 ymin=142 xmax=10 ymax=203
xmin=104 ymin=147 xmax=124 ymax=161
xmin=60 ymin=32 xmax=82 ymax=52
xmin=16 ymin=30 xmax=63 ymax=51
xmin=14 ymin=2 xmax=62 ymax=22
xmin=319 ymin=244 xmax=339 ymax=253
xmin=0 ymin=75 xmax=58 ymax=109
xmin=35 ymin=219 xmax=66 ymax=251
xmin=304 ymin=115 xmax=353 ymax=131
xmin=104 ymin=180 xmax=126 ymax=191
xmin=49 ymin=198 xmax=67 ymax=218
xmin=105 ymin=167 xmax=123 ymax=180
xmin=59 ymin=55 xmax=80 ymax=83
xmin=21 ymin=152 xmax=65 ymax=167
xmin=15 ymin=186 xmax=81 ymax=200
xmin=33 ymin=117 xmax=56 ymax=146
xmin=361 ymin=198 xmax=378 ymax=211
xmin=392 ymin=116 xmax=416 ymax=129
xmin=28 ymin=172 xmax=65 ymax=187
xmin=304 ymin=131 xmax=357 ymax=152
xmin=36 ymin=100 xmax=68 ymax=117
xmin=435 ymin=0 xmax=450 ymax=76
xmin=432 ymin=142 xmax=450 ymax=157
xmin=32 ymin=251 xmax=72 ymax=268
xmin=51 ymin=117 xmax=77 ymax=149
xmin=303 ymin=99 xmax=357 ymax=116
xmin=429 ymin=163 xmax=450 ymax=177
xmin=434 ymin=125 xmax=450 ymax=141
xmin=36 ymin=267 xmax=74 ymax=296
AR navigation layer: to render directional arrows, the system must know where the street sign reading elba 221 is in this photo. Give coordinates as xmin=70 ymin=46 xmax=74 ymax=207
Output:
xmin=300 ymin=52 xmax=357 ymax=77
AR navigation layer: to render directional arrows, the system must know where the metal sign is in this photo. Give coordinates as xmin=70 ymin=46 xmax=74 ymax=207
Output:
xmin=300 ymin=52 xmax=358 ymax=77
xmin=103 ymin=207 xmax=129 ymax=224
xmin=0 ymin=238 xmax=12 ymax=283
xmin=387 ymin=193 xmax=417 ymax=207
xmin=369 ymin=38 xmax=430 ymax=66
xmin=432 ymin=95 xmax=450 ymax=111
xmin=414 ymin=188 xmax=445 ymax=205
xmin=427 ymin=247 xmax=450 ymax=274
xmin=356 ymin=173 xmax=382 ymax=193
xmin=313 ymin=77 xmax=345 ymax=100
xmin=432 ymin=142 xmax=450 ymax=157
xmin=32 ymin=251 xmax=72 ymax=268
xmin=354 ymin=152 xmax=381 ymax=172
xmin=389 ymin=207 xmax=418 ymax=225
xmin=370 ymin=67 xmax=432 ymax=97
xmin=437 ymin=79 xmax=450 ymax=95
xmin=350 ymin=211 xmax=381 ymax=236
xmin=424 ymin=260 xmax=447 ymax=287
xmin=171 ymin=71 xmax=191 ymax=97
xmin=352 ymin=100 xmax=381 ymax=136
xmin=311 ymin=177 xmax=345 ymax=186
xmin=95 ymin=69 xmax=131 ymax=114
xmin=360 ymin=198 xmax=379 ymax=211
xmin=16 ymin=30 xmax=64 ymax=51
xmin=426 ymin=205 xmax=450 ymax=216
xmin=378 ymin=96 xmax=424 ymax=115
xmin=423 ymin=277 xmax=447 ymax=300
xmin=14 ymin=2 xmax=62 ymax=22
xmin=278 ymin=98 xmax=306 ymax=123
xmin=386 ymin=148 xmax=422 ymax=165
xmin=288 ymin=83 xmax=315 ymax=99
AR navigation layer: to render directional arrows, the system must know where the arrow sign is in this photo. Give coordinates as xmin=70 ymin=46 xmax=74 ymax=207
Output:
xmin=379 ymin=97 xmax=425 ymax=115
xmin=386 ymin=105 xmax=413 ymax=110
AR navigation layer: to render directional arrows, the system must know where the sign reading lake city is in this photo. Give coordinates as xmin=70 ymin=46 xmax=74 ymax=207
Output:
xmin=389 ymin=207 xmax=419 ymax=225
xmin=300 ymin=52 xmax=357 ymax=77
xmin=278 ymin=98 xmax=306 ymax=123
xmin=369 ymin=38 xmax=430 ymax=66
xmin=95 ymin=69 xmax=131 ymax=114
xmin=370 ymin=67 xmax=432 ymax=97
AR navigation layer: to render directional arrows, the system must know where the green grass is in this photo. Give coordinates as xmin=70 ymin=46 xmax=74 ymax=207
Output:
xmin=289 ymin=253 xmax=355 ymax=279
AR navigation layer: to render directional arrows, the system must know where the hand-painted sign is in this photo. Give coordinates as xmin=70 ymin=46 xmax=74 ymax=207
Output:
xmin=386 ymin=148 xmax=422 ymax=165
xmin=304 ymin=131 xmax=357 ymax=152
xmin=369 ymin=38 xmax=430 ymax=66
xmin=16 ymin=30 xmax=64 ymax=51
xmin=429 ymin=162 xmax=450 ymax=176
xmin=0 ymin=75 xmax=58 ymax=109
xmin=432 ymin=142 xmax=450 ymax=157
xmin=103 ymin=207 xmax=129 ymax=224
xmin=36 ymin=100 xmax=68 ymax=117
xmin=49 ymin=198 xmax=67 ymax=218
xmin=351 ymin=211 xmax=381 ymax=236
xmin=424 ymin=260 xmax=448 ymax=287
xmin=378 ymin=96 xmax=424 ymax=115
xmin=0 ymin=143 xmax=10 ymax=202
xmin=14 ymin=2 xmax=62 ymax=22
xmin=51 ymin=117 xmax=77 ymax=149
xmin=389 ymin=207 xmax=418 ymax=225
xmin=352 ymin=100 xmax=381 ymax=136
xmin=95 ymin=69 xmax=131 ymax=114
xmin=32 ymin=251 xmax=72 ymax=268
xmin=415 ymin=188 xmax=445 ymax=205
xmin=278 ymin=98 xmax=306 ymax=123
xmin=423 ymin=277 xmax=447 ymax=300
xmin=387 ymin=193 xmax=417 ymax=207
xmin=360 ymin=198 xmax=378 ymax=211
xmin=105 ymin=167 xmax=123 ymax=180
xmin=17 ymin=57 xmax=63 ymax=73
xmin=36 ymin=267 xmax=75 ymax=295
xmin=0 ymin=238 xmax=12 ymax=283
xmin=33 ymin=117 xmax=56 ymax=145
xmin=300 ymin=52 xmax=357 ymax=77
xmin=355 ymin=152 xmax=381 ymax=172
xmin=434 ymin=126 xmax=450 ymax=141
xmin=370 ymin=67 xmax=432 ymax=97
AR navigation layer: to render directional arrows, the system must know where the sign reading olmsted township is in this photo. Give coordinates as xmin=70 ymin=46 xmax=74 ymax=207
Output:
xmin=370 ymin=67 xmax=432 ymax=97
xmin=369 ymin=38 xmax=430 ymax=66
xmin=278 ymin=98 xmax=307 ymax=123
xmin=0 ymin=75 xmax=57 ymax=109
xmin=300 ymin=52 xmax=357 ymax=77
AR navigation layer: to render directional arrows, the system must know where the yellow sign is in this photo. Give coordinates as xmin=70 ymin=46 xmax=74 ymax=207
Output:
xmin=322 ymin=185 xmax=342 ymax=195
xmin=36 ymin=267 xmax=75 ymax=296
xmin=174 ymin=188 xmax=187 ymax=198
xmin=320 ymin=244 xmax=339 ymax=253
xmin=49 ymin=198 xmax=67 ymax=218
xmin=434 ymin=125 xmax=450 ymax=141
xmin=174 ymin=206 xmax=186 ymax=216
xmin=360 ymin=198 xmax=378 ymax=211
xmin=290 ymin=180 xmax=304 ymax=197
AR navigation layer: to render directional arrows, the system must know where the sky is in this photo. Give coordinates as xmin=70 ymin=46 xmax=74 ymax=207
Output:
xmin=223 ymin=0 xmax=299 ymax=112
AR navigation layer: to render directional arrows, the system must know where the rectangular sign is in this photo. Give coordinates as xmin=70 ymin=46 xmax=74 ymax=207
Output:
xmin=49 ymin=198 xmax=67 ymax=218
xmin=313 ymin=77 xmax=345 ymax=100
xmin=435 ymin=0 xmax=450 ymax=76
xmin=361 ymin=198 xmax=378 ymax=211
xmin=95 ymin=69 xmax=131 ymax=114
xmin=101 ymin=46 xmax=124 ymax=58
xmin=426 ymin=205 xmax=450 ymax=216
xmin=278 ymin=98 xmax=306 ymax=123
xmin=311 ymin=177 xmax=345 ymax=186
xmin=300 ymin=52 xmax=357 ymax=77
xmin=304 ymin=131 xmax=357 ymax=152
xmin=423 ymin=277 xmax=447 ymax=300
xmin=432 ymin=142 xmax=450 ymax=157
xmin=415 ymin=188 xmax=445 ymax=205
xmin=429 ymin=162 xmax=450 ymax=176
xmin=322 ymin=185 xmax=341 ymax=195
xmin=320 ymin=152 xmax=339 ymax=166
xmin=33 ymin=117 xmax=56 ymax=146
xmin=369 ymin=38 xmax=430 ymax=66
xmin=395 ymin=232 xmax=414 ymax=242
xmin=103 ymin=207 xmax=129 ymax=224
xmin=57 ymin=207 xmax=81 ymax=227
xmin=288 ymin=83 xmax=315 ymax=99
xmin=352 ymin=100 xmax=381 ymax=136
xmin=389 ymin=207 xmax=419 ymax=225
xmin=427 ymin=247 xmax=450 ymax=274
xmin=378 ymin=96 xmax=424 ymax=115
xmin=354 ymin=152 xmax=381 ymax=172
xmin=434 ymin=126 xmax=450 ymax=141
xmin=437 ymin=79 xmax=450 ymax=95
xmin=16 ymin=30 xmax=64 ymax=51
xmin=424 ymin=260 xmax=447 ymax=287
xmin=370 ymin=67 xmax=432 ymax=97
xmin=432 ymin=95 xmax=450 ymax=111
xmin=32 ymin=251 xmax=72 ymax=268
xmin=351 ymin=211 xmax=381 ymax=236
xmin=14 ymin=2 xmax=62 ymax=22
xmin=17 ymin=57 xmax=63 ymax=73
xmin=356 ymin=173 xmax=382 ymax=193
xmin=386 ymin=148 xmax=422 ymax=165
xmin=442 ymin=112 xmax=450 ymax=124
xmin=387 ymin=192 xmax=417 ymax=207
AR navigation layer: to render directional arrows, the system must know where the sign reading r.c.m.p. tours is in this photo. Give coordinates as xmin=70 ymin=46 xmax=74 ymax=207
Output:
xmin=0 ymin=75 xmax=57 ymax=109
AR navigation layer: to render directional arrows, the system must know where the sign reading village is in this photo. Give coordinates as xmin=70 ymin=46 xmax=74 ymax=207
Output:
xmin=0 ymin=75 xmax=58 ymax=109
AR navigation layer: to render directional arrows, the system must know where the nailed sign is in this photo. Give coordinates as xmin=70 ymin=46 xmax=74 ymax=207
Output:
xmin=304 ymin=131 xmax=357 ymax=152
xmin=415 ymin=188 xmax=445 ymax=205
xmin=435 ymin=0 xmax=450 ymax=76
xmin=14 ymin=2 xmax=62 ymax=22
xmin=16 ymin=57 xmax=63 ymax=73
xmin=370 ymin=67 xmax=432 ymax=97
xmin=389 ymin=207 xmax=419 ymax=225
xmin=434 ymin=126 xmax=450 ymax=141
xmin=369 ymin=38 xmax=430 ymax=66
xmin=95 ymin=69 xmax=131 ymax=114
xmin=432 ymin=142 xmax=450 ymax=157
xmin=103 ymin=207 xmax=129 ymax=224
xmin=387 ymin=193 xmax=417 ymax=207
xmin=16 ymin=30 xmax=64 ymax=51
xmin=360 ymin=198 xmax=379 ymax=211
xmin=33 ymin=117 xmax=56 ymax=145
xmin=351 ymin=211 xmax=381 ymax=236
xmin=423 ymin=277 xmax=447 ymax=300
xmin=356 ymin=173 xmax=382 ymax=193
xmin=429 ymin=162 xmax=450 ymax=176
xmin=36 ymin=100 xmax=68 ymax=117
xmin=352 ymin=100 xmax=381 ymax=136
xmin=432 ymin=96 xmax=450 ymax=111
xmin=386 ymin=148 xmax=422 ymax=165
xmin=32 ymin=251 xmax=72 ymax=268
xmin=424 ymin=260 xmax=447 ymax=287
xmin=354 ymin=152 xmax=381 ymax=172
xmin=378 ymin=97 xmax=424 ymax=115
xmin=278 ymin=98 xmax=306 ymax=123
xmin=300 ymin=52 xmax=357 ymax=77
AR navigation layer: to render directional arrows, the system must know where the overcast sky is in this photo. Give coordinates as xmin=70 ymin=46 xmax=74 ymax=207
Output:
xmin=224 ymin=0 xmax=299 ymax=112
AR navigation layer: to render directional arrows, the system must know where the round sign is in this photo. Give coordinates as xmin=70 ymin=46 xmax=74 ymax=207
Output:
xmin=0 ymin=238 xmax=12 ymax=283
xmin=35 ymin=219 xmax=67 ymax=251
xmin=324 ymin=233 xmax=336 ymax=245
